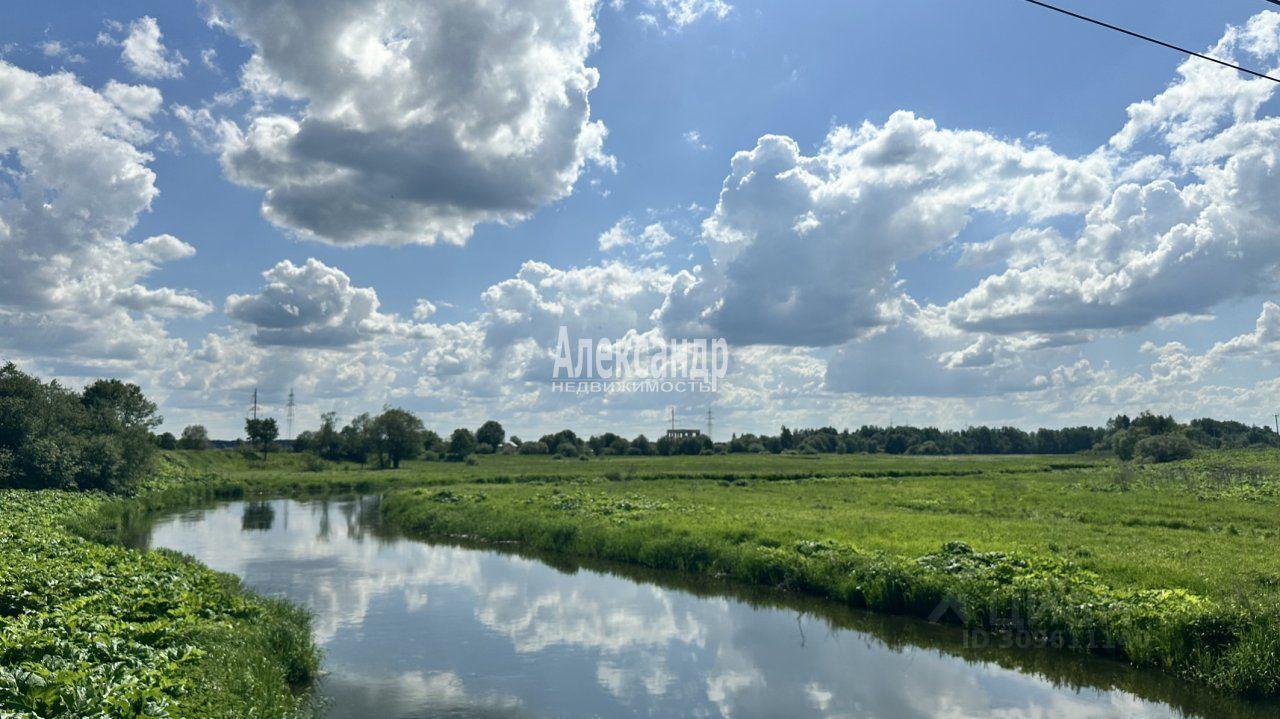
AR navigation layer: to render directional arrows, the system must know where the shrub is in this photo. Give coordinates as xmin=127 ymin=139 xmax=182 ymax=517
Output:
xmin=1136 ymin=434 xmax=1196 ymax=463
xmin=301 ymin=453 xmax=329 ymax=472
xmin=518 ymin=441 xmax=549 ymax=455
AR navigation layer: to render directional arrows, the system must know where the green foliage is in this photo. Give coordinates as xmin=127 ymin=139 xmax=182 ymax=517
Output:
xmin=0 ymin=489 xmax=318 ymax=718
xmin=244 ymin=418 xmax=279 ymax=456
xmin=475 ymin=420 xmax=505 ymax=449
xmin=0 ymin=363 xmax=159 ymax=492
xmin=372 ymin=408 xmax=424 ymax=469
xmin=447 ymin=428 xmax=476 ymax=460
xmin=177 ymin=425 xmax=211 ymax=451
xmin=1136 ymin=434 xmax=1197 ymax=463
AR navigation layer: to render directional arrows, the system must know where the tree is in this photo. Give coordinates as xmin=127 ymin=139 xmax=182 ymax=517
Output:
xmin=0 ymin=363 xmax=160 ymax=492
xmin=373 ymin=408 xmax=424 ymax=469
xmin=156 ymin=432 xmax=178 ymax=450
xmin=178 ymin=425 xmax=211 ymax=450
xmin=81 ymin=379 xmax=160 ymax=431
xmin=517 ymin=441 xmax=549 ymax=455
xmin=779 ymin=426 xmax=794 ymax=451
xmin=314 ymin=412 xmax=341 ymax=460
xmin=448 ymin=428 xmax=476 ymax=460
xmin=245 ymin=417 xmax=279 ymax=457
xmin=476 ymin=420 xmax=505 ymax=449
xmin=630 ymin=434 xmax=653 ymax=455
xmin=340 ymin=413 xmax=374 ymax=465
xmin=422 ymin=429 xmax=444 ymax=454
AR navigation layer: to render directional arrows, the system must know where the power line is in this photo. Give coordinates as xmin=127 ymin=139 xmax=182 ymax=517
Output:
xmin=1019 ymin=0 xmax=1280 ymax=84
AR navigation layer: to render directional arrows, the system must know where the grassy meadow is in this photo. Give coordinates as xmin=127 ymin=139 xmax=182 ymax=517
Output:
xmin=8 ymin=447 xmax=1280 ymax=716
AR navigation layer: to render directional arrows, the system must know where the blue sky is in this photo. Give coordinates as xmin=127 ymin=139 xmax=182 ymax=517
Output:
xmin=2 ymin=0 xmax=1279 ymax=438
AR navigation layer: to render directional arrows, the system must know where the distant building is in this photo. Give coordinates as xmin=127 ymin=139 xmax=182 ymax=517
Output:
xmin=666 ymin=428 xmax=702 ymax=441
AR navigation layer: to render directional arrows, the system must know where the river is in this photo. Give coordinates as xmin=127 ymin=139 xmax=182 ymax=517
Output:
xmin=127 ymin=496 xmax=1271 ymax=719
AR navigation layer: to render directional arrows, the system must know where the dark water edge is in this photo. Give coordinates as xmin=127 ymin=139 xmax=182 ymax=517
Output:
xmin=120 ymin=496 xmax=1280 ymax=719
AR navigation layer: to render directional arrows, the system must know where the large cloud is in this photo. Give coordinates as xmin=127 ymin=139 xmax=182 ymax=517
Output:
xmin=0 ymin=61 xmax=208 ymax=332
xmin=945 ymin=12 xmax=1280 ymax=336
xmin=481 ymin=260 xmax=677 ymax=350
xmin=203 ymin=0 xmax=610 ymax=246
xmin=225 ymin=258 xmax=431 ymax=347
xmin=660 ymin=112 xmax=1109 ymax=346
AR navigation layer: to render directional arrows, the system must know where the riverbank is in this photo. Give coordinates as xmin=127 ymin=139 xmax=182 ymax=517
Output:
xmin=8 ymin=449 xmax=1280 ymax=714
xmin=372 ymin=450 xmax=1280 ymax=697
xmin=0 ymin=459 xmax=319 ymax=718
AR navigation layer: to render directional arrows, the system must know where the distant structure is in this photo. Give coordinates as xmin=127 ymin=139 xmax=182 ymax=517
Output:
xmin=286 ymin=389 xmax=296 ymax=440
xmin=665 ymin=407 xmax=703 ymax=441
xmin=706 ymin=407 xmax=713 ymax=443
xmin=250 ymin=388 xmax=259 ymax=420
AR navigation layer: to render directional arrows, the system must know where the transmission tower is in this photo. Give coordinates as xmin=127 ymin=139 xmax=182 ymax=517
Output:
xmin=286 ymin=389 xmax=296 ymax=440
xmin=706 ymin=407 xmax=713 ymax=442
xmin=250 ymin=388 xmax=259 ymax=420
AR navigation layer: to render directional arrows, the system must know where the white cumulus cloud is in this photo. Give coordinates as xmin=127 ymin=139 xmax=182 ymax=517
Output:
xmin=203 ymin=0 xmax=611 ymax=246
xmin=118 ymin=17 xmax=187 ymax=79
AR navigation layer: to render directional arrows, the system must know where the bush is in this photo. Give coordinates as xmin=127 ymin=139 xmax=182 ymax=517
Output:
xmin=301 ymin=453 xmax=329 ymax=472
xmin=1136 ymin=434 xmax=1196 ymax=463
xmin=518 ymin=441 xmax=549 ymax=455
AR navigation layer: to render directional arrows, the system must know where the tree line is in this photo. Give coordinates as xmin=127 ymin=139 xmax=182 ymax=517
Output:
xmin=277 ymin=407 xmax=1278 ymax=466
xmin=6 ymin=362 xmax=1280 ymax=492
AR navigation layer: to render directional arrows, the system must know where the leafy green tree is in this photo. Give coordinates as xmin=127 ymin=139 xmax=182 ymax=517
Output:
xmin=448 ymin=427 xmax=476 ymax=460
xmin=517 ymin=441 xmax=549 ymax=455
xmin=423 ymin=429 xmax=443 ymax=450
xmin=476 ymin=420 xmax=505 ymax=449
xmin=156 ymin=432 xmax=178 ymax=450
xmin=340 ymin=413 xmax=374 ymax=464
xmin=245 ymin=418 xmax=279 ymax=457
xmin=373 ymin=408 xmax=424 ymax=469
xmin=314 ymin=412 xmax=342 ymax=460
xmin=630 ymin=434 xmax=653 ymax=455
xmin=178 ymin=425 xmax=211 ymax=450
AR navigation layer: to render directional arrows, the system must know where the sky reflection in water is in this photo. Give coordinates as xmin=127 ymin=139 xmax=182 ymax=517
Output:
xmin=137 ymin=497 xmax=1194 ymax=719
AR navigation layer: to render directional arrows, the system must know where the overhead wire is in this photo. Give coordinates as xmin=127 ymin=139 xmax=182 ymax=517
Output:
xmin=1018 ymin=0 xmax=1280 ymax=84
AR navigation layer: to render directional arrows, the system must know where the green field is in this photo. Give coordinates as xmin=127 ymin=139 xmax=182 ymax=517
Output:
xmin=7 ymin=448 xmax=1280 ymax=716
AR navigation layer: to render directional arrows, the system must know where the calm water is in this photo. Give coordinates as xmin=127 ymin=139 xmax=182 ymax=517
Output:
xmin=128 ymin=497 xmax=1268 ymax=719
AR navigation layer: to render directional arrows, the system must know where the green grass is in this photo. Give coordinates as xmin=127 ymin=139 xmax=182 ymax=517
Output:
xmin=340 ymin=448 xmax=1280 ymax=697
xmin=0 ymin=461 xmax=320 ymax=718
